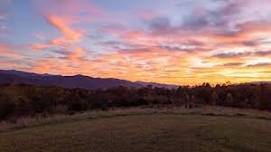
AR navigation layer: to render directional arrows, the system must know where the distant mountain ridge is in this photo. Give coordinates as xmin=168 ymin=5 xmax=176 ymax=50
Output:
xmin=0 ymin=70 xmax=178 ymax=89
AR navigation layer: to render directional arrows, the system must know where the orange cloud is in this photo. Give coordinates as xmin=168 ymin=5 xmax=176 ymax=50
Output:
xmin=68 ymin=47 xmax=87 ymax=62
xmin=46 ymin=15 xmax=83 ymax=41
xmin=30 ymin=15 xmax=85 ymax=52
xmin=30 ymin=45 xmax=271 ymax=85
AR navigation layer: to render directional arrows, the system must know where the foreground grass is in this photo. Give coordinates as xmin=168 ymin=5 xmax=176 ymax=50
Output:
xmin=1 ymin=107 xmax=271 ymax=152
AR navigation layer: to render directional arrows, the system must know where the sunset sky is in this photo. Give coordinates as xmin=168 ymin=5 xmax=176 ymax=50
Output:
xmin=0 ymin=0 xmax=271 ymax=85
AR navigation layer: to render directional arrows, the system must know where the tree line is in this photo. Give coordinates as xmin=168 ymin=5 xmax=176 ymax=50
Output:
xmin=0 ymin=83 xmax=271 ymax=120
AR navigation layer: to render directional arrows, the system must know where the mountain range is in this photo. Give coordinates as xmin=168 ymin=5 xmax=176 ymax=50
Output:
xmin=0 ymin=70 xmax=178 ymax=89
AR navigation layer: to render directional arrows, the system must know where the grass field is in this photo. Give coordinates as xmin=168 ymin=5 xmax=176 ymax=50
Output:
xmin=1 ymin=107 xmax=271 ymax=152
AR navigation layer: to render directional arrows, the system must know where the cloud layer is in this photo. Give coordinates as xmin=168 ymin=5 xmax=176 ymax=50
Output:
xmin=1 ymin=0 xmax=271 ymax=85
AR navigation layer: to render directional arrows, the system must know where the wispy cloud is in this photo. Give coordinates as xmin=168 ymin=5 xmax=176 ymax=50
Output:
xmin=46 ymin=15 xmax=83 ymax=42
xmin=246 ymin=62 xmax=271 ymax=67
xmin=0 ymin=44 xmax=22 ymax=58
xmin=2 ymin=0 xmax=271 ymax=84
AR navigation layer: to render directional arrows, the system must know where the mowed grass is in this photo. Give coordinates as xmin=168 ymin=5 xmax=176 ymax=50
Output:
xmin=1 ymin=109 xmax=271 ymax=152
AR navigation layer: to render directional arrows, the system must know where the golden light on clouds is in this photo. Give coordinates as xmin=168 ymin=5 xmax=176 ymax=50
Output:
xmin=1 ymin=0 xmax=271 ymax=85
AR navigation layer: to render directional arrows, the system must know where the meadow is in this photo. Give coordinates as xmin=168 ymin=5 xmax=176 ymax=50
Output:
xmin=1 ymin=106 xmax=271 ymax=152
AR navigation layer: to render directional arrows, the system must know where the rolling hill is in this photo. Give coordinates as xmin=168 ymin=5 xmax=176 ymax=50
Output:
xmin=0 ymin=70 xmax=178 ymax=89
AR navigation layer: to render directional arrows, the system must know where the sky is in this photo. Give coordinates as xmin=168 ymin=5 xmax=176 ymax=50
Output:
xmin=0 ymin=0 xmax=271 ymax=85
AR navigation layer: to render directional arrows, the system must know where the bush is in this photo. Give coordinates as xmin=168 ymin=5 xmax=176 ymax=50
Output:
xmin=0 ymin=96 xmax=15 ymax=120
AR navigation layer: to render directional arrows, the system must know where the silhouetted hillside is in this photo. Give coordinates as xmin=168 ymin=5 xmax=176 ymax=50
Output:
xmin=0 ymin=70 xmax=177 ymax=89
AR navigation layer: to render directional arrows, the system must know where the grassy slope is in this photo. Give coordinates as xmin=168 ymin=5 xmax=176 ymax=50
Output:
xmin=1 ymin=107 xmax=271 ymax=152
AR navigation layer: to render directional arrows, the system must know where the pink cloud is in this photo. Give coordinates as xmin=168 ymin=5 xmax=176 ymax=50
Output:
xmin=46 ymin=15 xmax=83 ymax=41
xmin=30 ymin=44 xmax=50 ymax=50
xmin=0 ymin=44 xmax=21 ymax=58
xmin=137 ymin=10 xmax=160 ymax=21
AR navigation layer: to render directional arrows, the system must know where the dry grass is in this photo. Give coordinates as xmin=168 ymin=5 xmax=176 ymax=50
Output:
xmin=1 ymin=108 xmax=271 ymax=152
xmin=1 ymin=105 xmax=271 ymax=132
